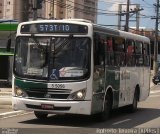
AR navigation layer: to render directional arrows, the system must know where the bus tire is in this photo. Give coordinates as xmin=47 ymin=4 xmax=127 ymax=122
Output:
xmin=96 ymin=92 xmax=112 ymax=121
xmin=128 ymin=89 xmax=138 ymax=112
xmin=34 ymin=111 xmax=48 ymax=119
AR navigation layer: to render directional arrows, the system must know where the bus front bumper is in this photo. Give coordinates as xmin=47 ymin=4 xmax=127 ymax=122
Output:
xmin=12 ymin=97 xmax=92 ymax=115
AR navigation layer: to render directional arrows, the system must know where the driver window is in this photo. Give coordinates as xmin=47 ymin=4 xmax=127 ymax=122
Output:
xmin=94 ymin=33 xmax=105 ymax=66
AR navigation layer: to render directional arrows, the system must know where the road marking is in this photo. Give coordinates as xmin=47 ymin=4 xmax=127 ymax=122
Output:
xmin=150 ymin=95 xmax=160 ymax=97
xmin=150 ymin=90 xmax=160 ymax=97
xmin=112 ymin=119 xmax=131 ymax=125
xmin=0 ymin=111 xmax=33 ymax=120
xmin=150 ymin=90 xmax=160 ymax=94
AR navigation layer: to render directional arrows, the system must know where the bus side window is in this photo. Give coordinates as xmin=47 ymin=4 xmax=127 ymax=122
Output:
xmin=135 ymin=41 xmax=143 ymax=66
xmin=143 ymin=43 xmax=150 ymax=66
xmin=113 ymin=37 xmax=125 ymax=66
xmin=126 ymin=39 xmax=135 ymax=66
xmin=105 ymin=37 xmax=114 ymax=66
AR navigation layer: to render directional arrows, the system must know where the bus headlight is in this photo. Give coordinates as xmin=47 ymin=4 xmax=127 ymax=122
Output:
xmin=68 ymin=88 xmax=86 ymax=100
xmin=14 ymin=86 xmax=28 ymax=97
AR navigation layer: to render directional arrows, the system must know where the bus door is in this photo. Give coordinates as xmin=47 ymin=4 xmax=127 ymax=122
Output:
xmin=141 ymin=43 xmax=150 ymax=99
xmin=112 ymin=37 xmax=126 ymax=107
xmin=92 ymin=34 xmax=105 ymax=114
xmin=125 ymin=40 xmax=136 ymax=105
xmin=135 ymin=41 xmax=144 ymax=94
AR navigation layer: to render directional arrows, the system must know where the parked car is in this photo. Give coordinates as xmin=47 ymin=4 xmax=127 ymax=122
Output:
xmin=152 ymin=71 xmax=160 ymax=85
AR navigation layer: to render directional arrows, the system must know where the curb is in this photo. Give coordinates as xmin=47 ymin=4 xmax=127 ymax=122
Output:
xmin=0 ymin=105 xmax=12 ymax=109
xmin=0 ymin=92 xmax=12 ymax=96
xmin=0 ymin=110 xmax=31 ymax=119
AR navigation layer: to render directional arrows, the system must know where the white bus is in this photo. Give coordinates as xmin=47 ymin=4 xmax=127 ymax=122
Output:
xmin=12 ymin=19 xmax=150 ymax=121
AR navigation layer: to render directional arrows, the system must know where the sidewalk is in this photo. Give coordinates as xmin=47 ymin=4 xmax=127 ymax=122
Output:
xmin=0 ymin=87 xmax=27 ymax=118
xmin=0 ymin=79 xmax=156 ymax=119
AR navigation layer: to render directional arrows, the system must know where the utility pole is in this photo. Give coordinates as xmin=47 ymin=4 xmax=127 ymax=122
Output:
xmin=118 ymin=4 xmax=142 ymax=31
xmin=32 ymin=0 xmax=37 ymax=20
xmin=52 ymin=0 xmax=54 ymax=19
xmin=125 ymin=0 xmax=130 ymax=32
xmin=136 ymin=4 xmax=140 ymax=32
xmin=118 ymin=4 xmax=122 ymax=30
xmin=153 ymin=0 xmax=160 ymax=75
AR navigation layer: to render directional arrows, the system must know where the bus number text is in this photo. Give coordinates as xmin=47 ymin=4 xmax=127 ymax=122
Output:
xmin=49 ymin=84 xmax=65 ymax=89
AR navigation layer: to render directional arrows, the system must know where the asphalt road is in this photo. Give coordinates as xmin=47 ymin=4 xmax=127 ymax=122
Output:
xmin=0 ymin=86 xmax=160 ymax=134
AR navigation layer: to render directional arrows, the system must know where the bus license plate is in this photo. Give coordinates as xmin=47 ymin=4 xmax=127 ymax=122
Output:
xmin=41 ymin=104 xmax=54 ymax=110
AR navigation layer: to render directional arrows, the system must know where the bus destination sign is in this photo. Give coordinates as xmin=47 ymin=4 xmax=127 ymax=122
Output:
xmin=20 ymin=23 xmax=88 ymax=34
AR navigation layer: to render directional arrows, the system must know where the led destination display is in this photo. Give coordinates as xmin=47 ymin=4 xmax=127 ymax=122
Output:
xmin=20 ymin=23 xmax=88 ymax=34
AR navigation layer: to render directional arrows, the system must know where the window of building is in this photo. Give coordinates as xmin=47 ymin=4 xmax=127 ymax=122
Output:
xmin=7 ymin=1 xmax=10 ymax=5
xmin=6 ymin=9 xmax=10 ymax=12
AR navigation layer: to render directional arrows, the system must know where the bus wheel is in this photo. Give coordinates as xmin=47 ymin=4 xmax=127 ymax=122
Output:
xmin=97 ymin=93 xmax=112 ymax=121
xmin=128 ymin=89 xmax=138 ymax=112
xmin=34 ymin=111 xmax=48 ymax=119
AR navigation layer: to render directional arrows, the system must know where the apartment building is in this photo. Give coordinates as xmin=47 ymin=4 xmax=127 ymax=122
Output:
xmin=0 ymin=0 xmax=29 ymax=21
xmin=49 ymin=0 xmax=98 ymax=23
xmin=0 ymin=0 xmax=98 ymax=23
xmin=0 ymin=0 xmax=4 ymax=18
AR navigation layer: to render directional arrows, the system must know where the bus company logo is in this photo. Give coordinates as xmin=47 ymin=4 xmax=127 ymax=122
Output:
xmin=44 ymin=93 xmax=51 ymax=98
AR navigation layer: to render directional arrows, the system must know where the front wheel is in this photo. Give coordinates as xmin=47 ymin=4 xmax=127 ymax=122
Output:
xmin=152 ymin=81 xmax=158 ymax=85
xmin=34 ymin=111 xmax=48 ymax=119
xmin=96 ymin=93 xmax=112 ymax=121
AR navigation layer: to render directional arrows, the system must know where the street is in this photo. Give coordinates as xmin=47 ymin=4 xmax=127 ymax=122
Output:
xmin=0 ymin=86 xmax=160 ymax=134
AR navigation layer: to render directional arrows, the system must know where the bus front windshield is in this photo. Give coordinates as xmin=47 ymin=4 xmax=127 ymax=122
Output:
xmin=14 ymin=36 xmax=90 ymax=80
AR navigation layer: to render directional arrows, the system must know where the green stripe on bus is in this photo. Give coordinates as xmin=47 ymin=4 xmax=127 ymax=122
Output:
xmin=15 ymin=78 xmax=47 ymax=89
xmin=105 ymin=66 xmax=120 ymax=108
xmin=0 ymin=52 xmax=14 ymax=56
xmin=0 ymin=24 xmax=18 ymax=31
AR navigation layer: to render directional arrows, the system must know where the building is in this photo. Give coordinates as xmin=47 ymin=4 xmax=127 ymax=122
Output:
xmin=0 ymin=0 xmax=98 ymax=23
xmin=0 ymin=0 xmax=29 ymax=21
xmin=41 ymin=0 xmax=97 ymax=23
xmin=0 ymin=0 xmax=4 ymax=18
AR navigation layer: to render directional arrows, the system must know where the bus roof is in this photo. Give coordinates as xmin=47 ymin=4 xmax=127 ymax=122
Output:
xmin=17 ymin=19 xmax=92 ymax=26
xmin=16 ymin=19 xmax=150 ymax=43
xmin=0 ymin=19 xmax=18 ymax=23
xmin=93 ymin=24 xmax=150 ymax=43
xmin=0 ymin=19 xmax=18 ymax=31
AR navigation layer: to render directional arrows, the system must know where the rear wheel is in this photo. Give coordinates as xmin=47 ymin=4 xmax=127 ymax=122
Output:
xmin=34 ymin=111 xmax=48 ymax=119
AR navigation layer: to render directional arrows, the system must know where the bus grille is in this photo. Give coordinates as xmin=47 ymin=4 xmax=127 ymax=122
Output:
xmin=25 ymin=88 xmax=71 ymax=100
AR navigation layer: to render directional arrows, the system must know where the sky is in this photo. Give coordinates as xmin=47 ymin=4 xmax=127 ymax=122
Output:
xmin=97 ymin=0 xmax=156 ymax=30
